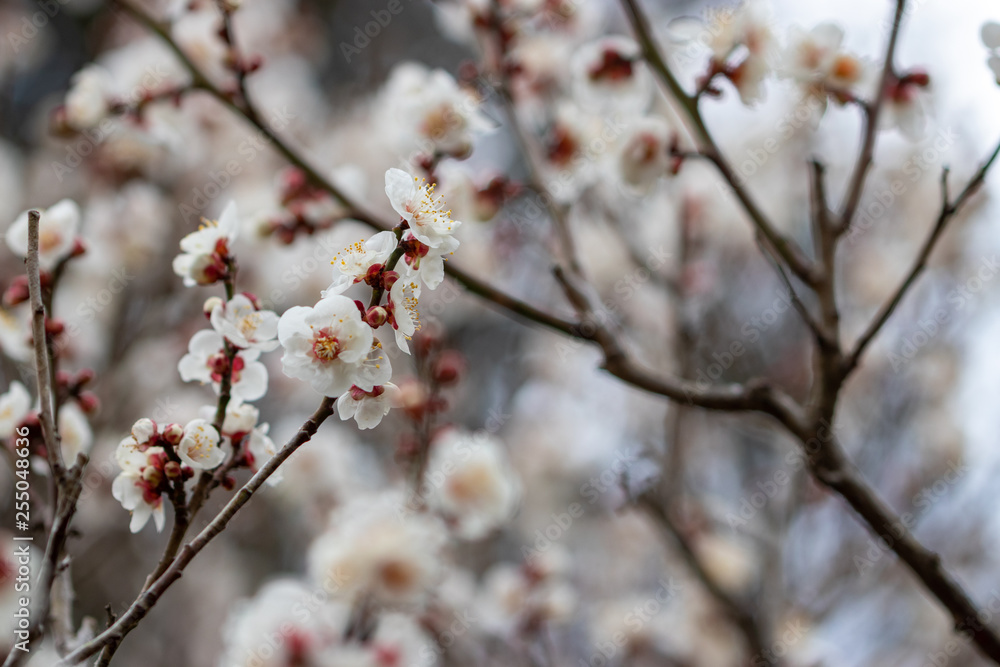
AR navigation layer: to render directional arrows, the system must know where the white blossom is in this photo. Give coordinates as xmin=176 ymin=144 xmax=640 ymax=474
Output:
xmin=278 ymin=294 xmax=390 ymax=396
xmin=178 ymin=330 xmax=269 ymax=403
xmin=336 ymin=383 xmax=400 ymax=430
xmin=172 ymin=201 xmax=239 ymax=287
xmin=324 ymin=231 xmax=397 ymax=296
xmin=0 ymin=381 xmax=31 ymax=440
xmin=177 ymin=418 xmax=224 ymax=470
xmin=425 ymin=430 xmax=521 ymax=539
xmin=210 ymin=293 xmax=280 ymax=351
xmin=384 ymin=169 xmax=462 ymax=248
xmin=6 ymin=200 xmax=81 ymax=271
xmin=64 ymin=65 xmax=114 ymax=130
xmin=307 ymin=491 xmax=447 ymax=609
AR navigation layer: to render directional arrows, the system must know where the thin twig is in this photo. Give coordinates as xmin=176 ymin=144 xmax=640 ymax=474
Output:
xmin=845 ymin=137 xmax=1000 ymax=373
xmin=837 ymin=0 xmax=908 ymax=232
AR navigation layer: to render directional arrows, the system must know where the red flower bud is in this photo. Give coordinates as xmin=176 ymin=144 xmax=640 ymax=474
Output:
xmin=365 ymin=306 xmax=389 ymax=327
xmin=432 ymin=350 xmax=466 ymax=385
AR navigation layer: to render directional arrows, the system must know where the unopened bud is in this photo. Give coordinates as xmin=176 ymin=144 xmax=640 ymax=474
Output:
xmin=77 ymin=391 xmax=100 ymax=414
xmin=365 ymin=306 xmax=388 ymax=327
xmin=45 ymin=318 xmax=65 ymax=336
xmin=142 ymin=466 xmax=163 ymax=486
xmin=164 ymin=461 xmax=182 ymax=479
xmin=432 ymin=350 xmax=466 ymax=385
xmin=162 ymin=423 xmax=184 ymax=446
xmin=203 ymin=296 xmax=224 ymax=318
xmin=382 ymin=270 xmax=400 ymax=291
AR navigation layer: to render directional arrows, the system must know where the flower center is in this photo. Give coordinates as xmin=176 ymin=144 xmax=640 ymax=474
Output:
xmin=238 ymin=312 xmax=262 ymax=338
xmin=312 ymin=331 xmax=342 ymax=361
xmin=39 ymin=228 xmax=62 ymax=253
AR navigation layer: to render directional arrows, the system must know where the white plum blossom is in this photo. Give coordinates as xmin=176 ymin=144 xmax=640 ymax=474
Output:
xmin=210 ymin=293 xmax=280 ymax=352
xmin=384 ymin=276 xmax=421 ymax=354
xmin=400 ymin=234 xmax=459 ymax=290
xmin=571 ymin=36 xmax=652 ymax=112
xmin=336 ymin=383 xmax=400 ymax=430
xmin=211 ymin=402 xmax=282 ymax=485
xmin=277 ymin=294 xmax=390 ymax=397
xmin=385 ymin=169 xmax=462 ymax=248
xmin=706 ymin=1 xmax=777 ymax=104
xmin=177 ymin=419 xmax=224 ymax=470
xmin=5 ymin=200 xmax=81 ymax=271
xmin=424 ymin=430 xmax=522 ymax=539
xmin=307 ymin=492 xmax=447 ymax=609
xmin=780 ymin=23 xmax=870 ymax=108
xmin=616 ymin=116 xmax=673 ymax=192
xmin=64 ymin=65 xmax=114 ymax=129
xmin=384 ymin=63 xmax=493 ymax=157
xmin=172 ymin=202 xmax=239 ymax=287
xmin=477 ymin=560 xmax=576 ymax=635
xmin=58 ymin=402 xmax=93 ymax=461
xmin=0 ymin=381 xmax=31 ymax=439
xmin=324 ymin=231 xmax=397 ymax=296
xmin=218 ymin=579 xmax=351 ymax=667
xmin=178 ymin=330 xmax=269 ymax=403
xmin=0 ymin=308 xmax=32 ymax=364
xmin=112 ymin=422 xmax=172 ymax=533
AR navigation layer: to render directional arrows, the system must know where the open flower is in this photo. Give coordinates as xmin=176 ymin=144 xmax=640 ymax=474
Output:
xmin=6 ymin=200 xmax=82 ymax=271
xmin=425 ymin=430 xmax=522 ymax=540
xmin=177 ymin=418 xmax=224 ymax=470
xmin=400 ymin=234 xmax=459 ymax=291
xmin=780 ymin=23 xmax=870 ymax=108
xmin=307 ymin=491 xmax=447 ymax=609
xmin=172 ymin=201 xmax=239 ymax=287
xmin=210 ymin=293 xmax=280 ymax=352
xmin=385 ymin=63 xmax=493 ymax=158
xmin=571 ymin=36 xmax=652 ymax=112
xmin=616 ymin=116 xmax=673 ymax=192
xmin=178 ymin=330 xmax=268 ymax=403
xmin=385 ymin=169 xmax=461 ymax=248
xmin=385 ymin=277 xmax=421 ymax=353
xmin=112 ymin=421 xmax=176 ymax=533
xmin=0 ymin=381 xmax=31 ymax=440
xmin=324 ymin=231 xmax=397 ymax=296
xmin=337 ymin=383 xmax=400 ymax=430
xmin=64 ymin=65 xmax=114 ymax=130
xmin=277 ymin=294 xmax=389 ymax=397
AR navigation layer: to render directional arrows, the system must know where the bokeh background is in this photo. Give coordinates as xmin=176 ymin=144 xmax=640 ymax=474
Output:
xmin=4 ymin=0 xmax=1000 ymax=665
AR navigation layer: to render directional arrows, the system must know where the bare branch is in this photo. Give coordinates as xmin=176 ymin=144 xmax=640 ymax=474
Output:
xmin=619 ymin=0 xmax=819 ymax=285
xmin=838 ymin=0 xmax=908 ymax=232
xmin=846 ymin=137 xmax=1000 ymax=374
xmin=26 ymin=210 xmax=64 ymax=481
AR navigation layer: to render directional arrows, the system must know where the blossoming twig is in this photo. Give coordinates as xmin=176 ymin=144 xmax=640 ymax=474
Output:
xmin=60 ymin=397 xmax=336 ymax=666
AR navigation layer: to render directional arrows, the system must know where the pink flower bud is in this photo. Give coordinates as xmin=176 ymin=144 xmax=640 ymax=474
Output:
xmin=162 ymin=423 xmax=184 ymax=446
xmin=203 ymin=296 xmax=224 ymax=318
xmin=365 ymin=306 xmax=389 ymax=327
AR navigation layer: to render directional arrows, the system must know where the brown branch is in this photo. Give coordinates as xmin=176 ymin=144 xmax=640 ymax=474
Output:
xmin=619 ymin=0 xmax=818 ymax=285
xmin=837 ymin=0 xmax=908 ymax=232
xmin=638 ymin=493 xmax=774 ymax=663
xmin=60 ymin=397 xmax=336 ymax=665
xmin=845 ymin=137 xmax=1000 ymax=374
xmin=26 ymin=210 xmax=64 ymax=482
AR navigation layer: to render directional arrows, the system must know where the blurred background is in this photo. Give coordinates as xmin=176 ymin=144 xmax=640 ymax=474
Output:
xmin=3 ymin=0 xmax=1000 ymax=665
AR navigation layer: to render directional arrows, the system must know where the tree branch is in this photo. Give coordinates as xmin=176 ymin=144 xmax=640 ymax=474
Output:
xmin=845 ymin=137 xmax=1000 ymax=374
xmin=837 ymin=0 xmax=908 ymax=232
xmin=59 ymin=397 xmax=336 ymax=665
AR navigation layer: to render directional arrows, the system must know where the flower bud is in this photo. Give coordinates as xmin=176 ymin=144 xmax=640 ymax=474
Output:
xmin=382 ymin=270 xmax=400 ymax=291
xmin=75 ymin=368 xmax=96 ymax=386
xmin=142 ymin=466 xmax=163 ymax=486
xmin=162 ymin=423 xmax=184 ymax=446
xmin=45 ymin=318 xmax=65 ymax=336
xmin=365 ymin=306 xmax=389 ymax=327
xmin=203 ymin=296 xmax=224 ymax=318
xmin=3 ymin=277 xmax=30 ymax=307
xmin=164 ymin=461 xmax=182 ymax=479
xmin=77 ymin=391 xmax=100 ymax=414
xmin=432 ymin=350 xmax=466 ymax=385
